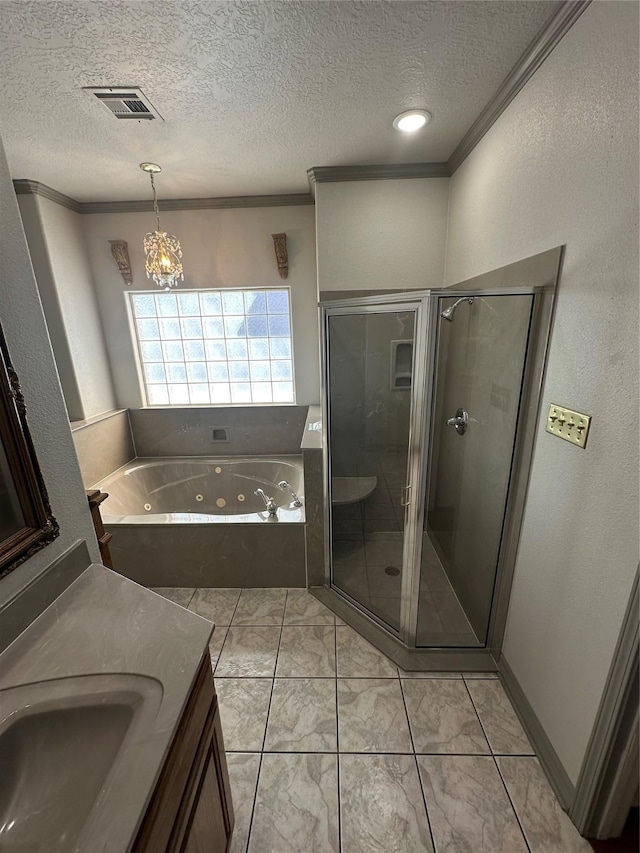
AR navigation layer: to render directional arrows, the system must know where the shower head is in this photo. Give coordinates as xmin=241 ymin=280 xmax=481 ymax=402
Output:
xmin=440 ymin=296 xmax=474 ymax=322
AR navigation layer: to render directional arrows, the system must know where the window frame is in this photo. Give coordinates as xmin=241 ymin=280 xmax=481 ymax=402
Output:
xmin=126 ymin=286 xmax=296 ymax=408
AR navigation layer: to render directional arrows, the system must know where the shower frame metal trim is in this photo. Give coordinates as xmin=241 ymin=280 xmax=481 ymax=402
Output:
xmin=319 ymin=245 xmax=564 ymax=666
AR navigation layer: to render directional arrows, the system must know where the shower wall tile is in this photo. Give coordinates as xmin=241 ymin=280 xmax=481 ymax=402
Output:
xmin=72 ymin=409 xmax=135 ymax=486
xmin=129 ymin=405 xmax=307 ymax=457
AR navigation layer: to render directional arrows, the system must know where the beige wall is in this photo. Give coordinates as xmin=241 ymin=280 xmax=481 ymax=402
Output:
xmin=445 ymin=1 xmax=639 ymax=784
xmin=0 ymin=128 xmax=99 ymax=603
xmin=17 ymin=194 xmax=116 ymax=420
xmin=81 ymin=204 xmax=319 ymax=408
xmin=315 ymin=177 xmax=449 ymax=293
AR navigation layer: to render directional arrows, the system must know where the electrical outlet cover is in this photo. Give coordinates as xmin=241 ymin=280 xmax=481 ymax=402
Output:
xmin=546 ymin=404 xmax=591 ymax=448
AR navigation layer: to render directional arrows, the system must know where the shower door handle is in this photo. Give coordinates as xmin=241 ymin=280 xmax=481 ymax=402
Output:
xmin=400 ymin=485 xmax=412 ymax=507
xmin=446 ymin=408 xmax=468 ymax=435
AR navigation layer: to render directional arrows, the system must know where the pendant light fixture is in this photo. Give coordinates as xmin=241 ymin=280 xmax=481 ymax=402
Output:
xmin=139 ymin=162 xmax=184 ymax=290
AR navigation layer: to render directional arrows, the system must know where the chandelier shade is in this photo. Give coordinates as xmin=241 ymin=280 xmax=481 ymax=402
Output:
xmin=140 ymin=163 xmax=184 ymax=290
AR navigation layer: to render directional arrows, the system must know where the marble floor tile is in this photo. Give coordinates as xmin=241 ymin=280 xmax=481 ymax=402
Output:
xmin=402 ymin=679 xmax=490 ymax=754
xmin=466 ymin=680 xmax=534 ymax=754
xmin=498 ymin=757 xmax=592 ymax=852
xmin=276 ymin=626 xmax=336 ymax=677
xmin=188 ymin=588 xmax=241 ymax=624
xmin=215 ymin=626 xmax=281 ymax=677
xmin=231 ymin=588 xmax=287 ymax=626
xmin=340 ymin=754 xmax=434 ymax=852
xmin=208 ymin=625 xmax=229 ymax=670
xmin=335 ymin=626 xmax=397 ymax=678
xmin=151 ymin=587 xmax=196 ymax=608
xmin=265 ymin=678 xmax=337 ymax=752
xmin=283 ymin=590 xmax=335 ymax=625
xmin=248 ymin=753 xmax=339 ymax=853
xmin=337 ymin=679 xmax=412 ymax=753
xmin=418 ymin=755 xmax=528 ymax=852
xmin=226 ymin=752 xmax=261 ymax=853
xmin=215 ymin=678 xmax=273 ymax=751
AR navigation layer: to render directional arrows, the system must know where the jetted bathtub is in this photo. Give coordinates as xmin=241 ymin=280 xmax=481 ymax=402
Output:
xmin=95 ymin=456 xmax=306 ymax=588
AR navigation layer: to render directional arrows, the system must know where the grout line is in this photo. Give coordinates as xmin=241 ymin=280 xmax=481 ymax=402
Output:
xmin=243 ymin=589 xmax=286 ymax=853
xmin=493 ymin=757 xmax=533 ymax=853
xmin=462 ymin=678 xmax=533 ymax=853
xmin=398 ymin=674 xmax=438 ymax=853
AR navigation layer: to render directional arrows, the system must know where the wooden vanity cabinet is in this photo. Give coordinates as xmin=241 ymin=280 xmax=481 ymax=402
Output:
xmin=133 ymin=654 xmax=234 ymax=853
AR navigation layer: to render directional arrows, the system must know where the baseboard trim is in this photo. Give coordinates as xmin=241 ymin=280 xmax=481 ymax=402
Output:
xmin=498 ymin=655 xmax=575 ymax=810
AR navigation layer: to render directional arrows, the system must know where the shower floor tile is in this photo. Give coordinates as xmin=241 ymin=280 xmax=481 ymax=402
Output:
xmin=166 ymin=588 xmax=582 ymax=851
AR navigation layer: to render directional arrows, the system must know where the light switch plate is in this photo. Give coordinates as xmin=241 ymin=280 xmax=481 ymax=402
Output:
xmin=546 ymin=404 xmax=591 ymax=448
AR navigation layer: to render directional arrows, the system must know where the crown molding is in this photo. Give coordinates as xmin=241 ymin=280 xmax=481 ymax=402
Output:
xmin=13 ymin=179 xmax=82 ymax=213
xmin=448 ymin=0 xmax=592 ymax=172
xmin=307 ymin=162 xmax=450 ymax=194
xmin=13 ymin=180 xmax=313 ymax=213
xmin=79 ymin=193 xmax=314 ymax=213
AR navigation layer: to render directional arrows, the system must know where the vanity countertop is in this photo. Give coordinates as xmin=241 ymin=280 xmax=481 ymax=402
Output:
xmin=0 ymin=564 xmax=213 ymax=852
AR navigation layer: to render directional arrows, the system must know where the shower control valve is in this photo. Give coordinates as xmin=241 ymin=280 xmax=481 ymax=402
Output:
xmin=446 ymin=408 xmax=468 ymax=436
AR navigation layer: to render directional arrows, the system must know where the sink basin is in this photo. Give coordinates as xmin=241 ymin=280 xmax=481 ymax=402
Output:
xmin=0 ymin=673 xmax=163 ymax=852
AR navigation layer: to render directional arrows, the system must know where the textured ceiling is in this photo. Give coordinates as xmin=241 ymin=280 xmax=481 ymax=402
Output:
xmin=0 ymin=1 xmax=557 ymax=201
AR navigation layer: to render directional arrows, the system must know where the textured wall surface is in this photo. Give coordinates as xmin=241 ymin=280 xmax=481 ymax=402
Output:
xmin=82 ymin=204 xmax=320 ymax=407
xmin=316 ymin=178 xmax=449 ymax=292
xmin=0 ymin=1 xmax=553 ymax=199
xmin=0 ymin=128 xmax=99 ymax=606
xmin=445 ymin=1 xmax=639 ymax=784
xmin=18 ymin=195 xmax=116 ymax=420
xmin=36 ymin=197 xmax=116 ymax=419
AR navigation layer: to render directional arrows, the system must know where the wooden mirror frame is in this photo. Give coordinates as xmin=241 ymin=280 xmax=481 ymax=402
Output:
xmin=0 ymin=323 xmax=59 ymax=578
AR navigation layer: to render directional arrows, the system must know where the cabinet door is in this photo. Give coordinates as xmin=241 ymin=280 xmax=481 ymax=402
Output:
xmin=183 ymin=748 xmax=228 ymax=853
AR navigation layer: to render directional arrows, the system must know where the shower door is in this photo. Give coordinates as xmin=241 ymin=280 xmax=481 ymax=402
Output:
xmin=323 ymin=297 xmax=430 ymax=634
xmin=415 ymin=293 xmax=534 ymax=647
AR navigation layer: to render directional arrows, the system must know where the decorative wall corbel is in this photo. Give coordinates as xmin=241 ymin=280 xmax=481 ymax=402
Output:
xmin=109 ymin=240 xmax=132 ymax=286
xmin=271 ymin=232 xmax=288 ymax=279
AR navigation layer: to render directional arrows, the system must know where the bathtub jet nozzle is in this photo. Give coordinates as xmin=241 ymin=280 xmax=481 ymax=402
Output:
xmin=255 ymin=488 xmax=278 ymax=517
xmin=278 ymin=480 xmax=303 ymax=508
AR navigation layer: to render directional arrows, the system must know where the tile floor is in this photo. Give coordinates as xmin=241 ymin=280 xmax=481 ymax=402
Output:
xmin=152 ymin=586 xmax=592 ymax=853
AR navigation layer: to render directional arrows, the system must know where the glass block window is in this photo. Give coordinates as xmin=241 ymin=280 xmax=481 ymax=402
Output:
xmin=130 ymin=289 xmax=295 ymax=405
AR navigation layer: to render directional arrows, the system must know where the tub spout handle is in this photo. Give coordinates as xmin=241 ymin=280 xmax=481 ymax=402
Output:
xmin=255 ymin=488 xmax=278 ymax=517
xmin=277 ymin=480 xmax=303 ymax=508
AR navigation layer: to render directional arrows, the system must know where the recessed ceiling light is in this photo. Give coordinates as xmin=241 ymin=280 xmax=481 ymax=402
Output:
xmin=393 ymin=109 xmax=432 ymax=132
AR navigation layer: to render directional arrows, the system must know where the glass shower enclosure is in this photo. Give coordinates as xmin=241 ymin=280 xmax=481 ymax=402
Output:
xmin=322 ymin=289 xmax=535 ymax=651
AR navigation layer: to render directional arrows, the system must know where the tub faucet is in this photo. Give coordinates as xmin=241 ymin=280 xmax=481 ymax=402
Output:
xmin=255 ymin=488 xmax=278 ymax=517
xmin=278 ymin=480 xmax=303 ymax=508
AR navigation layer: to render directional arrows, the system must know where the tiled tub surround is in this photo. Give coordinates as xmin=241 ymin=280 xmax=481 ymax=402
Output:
xmin=154 ymin=586 xmax=593 ymax=853
xmin=98 ymin=456 xmax=306 ymax=588
xmin=128 ymin=405 xmax=308 ymax=457
xmin=71 ymin=408 xmax=135 ymax=486
xmin=0 ymin=567 xmax=213 ymax=853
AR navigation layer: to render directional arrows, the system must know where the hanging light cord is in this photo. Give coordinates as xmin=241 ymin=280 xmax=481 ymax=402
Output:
xmin=149 ymin=171 xmax=161 ymax=233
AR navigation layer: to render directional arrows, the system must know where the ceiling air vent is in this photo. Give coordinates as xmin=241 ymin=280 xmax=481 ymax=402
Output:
xmin=83 ymin=87 xmax=163 ymax=120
